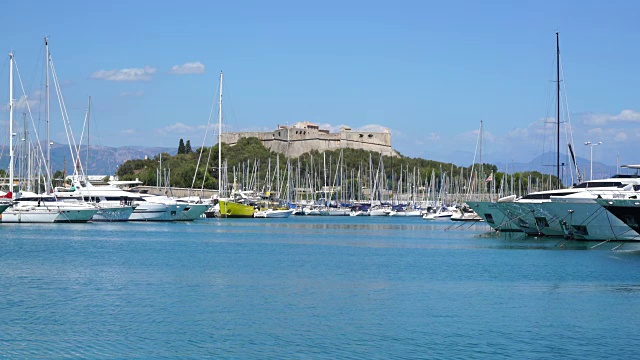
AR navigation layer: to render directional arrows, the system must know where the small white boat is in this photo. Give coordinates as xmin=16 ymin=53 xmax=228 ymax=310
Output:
xmin=450 ymin=206 xmax=483 ymax=222
xmin=254 ymin=209 xmax=295 ymax=218
xmin=349 ymin=210 xmax=370 ymax=216
xmin=423 ymin=206 xmax=454 ymax=220
xmin=369 ymin=206 xmax=391 ymax=216
xmin=325 ymin=208 xmax=351 ymax=216
xmin=303 ymin=207 xmax=322 ymax=216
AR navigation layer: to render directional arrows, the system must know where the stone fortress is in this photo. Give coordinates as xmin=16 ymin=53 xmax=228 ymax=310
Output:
xmin=220 ymin=122 xmax=399 ymax=158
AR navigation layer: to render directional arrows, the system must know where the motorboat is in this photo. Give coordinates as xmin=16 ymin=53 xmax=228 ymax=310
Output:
xmin=253 ymin=208 xmax=295 ymax=218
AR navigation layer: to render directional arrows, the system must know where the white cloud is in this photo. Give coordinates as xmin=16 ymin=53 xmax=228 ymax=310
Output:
xmin=121 ymin=129 xmax=138 ymax=135
xmin=582 ymin=109 xmax=640 ymax=125
xmin=91 ymin=66 xmax=157 ymax=81
xmin=120 ymin=91 xmax=144 ymax=97
xmin=155 ymin=122 xmax=208 ymax=136
xmin=428 ymin=132 xmax=440 ymax=141
xmin=2 ymin=90 xmax=42 ymax=112
xmin=15 ymin=95 xmax=39 ymax=111
xmin=506 ymin=117 xmax=558 ymax=139
xmin=169 ymin=61 xmax=206 ymax=75
xmin=614 ymin=132 xmax=628 ymax=141
xmin=355 ymin=124 xmax=390 ymax=133
xmin=456 ymin=128 xmax=497 ymax=143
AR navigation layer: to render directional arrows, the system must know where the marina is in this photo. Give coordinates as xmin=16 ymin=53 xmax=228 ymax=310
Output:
xmin=4 ymin=2 xmax=640 ymax=358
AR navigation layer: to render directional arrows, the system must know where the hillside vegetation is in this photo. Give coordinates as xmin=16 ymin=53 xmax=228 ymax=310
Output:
xmin=115 ymin=137 xmax=560 ymax=199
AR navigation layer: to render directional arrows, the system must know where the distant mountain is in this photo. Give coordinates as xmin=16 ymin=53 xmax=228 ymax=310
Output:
xmin=0 ymin=142 xmax=175 ymax=176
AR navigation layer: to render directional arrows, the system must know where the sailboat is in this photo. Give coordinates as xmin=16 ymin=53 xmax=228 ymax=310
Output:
xmin=53 ymin=96 xmax=135 ymax=221
xmin=213 ymin=72 xmax=256 ymax=218
xmin=1 ymin=48 xmax=97 ymax=223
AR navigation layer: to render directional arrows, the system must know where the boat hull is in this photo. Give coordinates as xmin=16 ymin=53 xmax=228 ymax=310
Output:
xmin=467 ymin=202 xmax=521 ymax=232
xmin=254 ymin=209 xmax=294 ymax=218
xmin=128 ymin=203 xmax=188 ymax=221
xmin=495 ymin=202 xmax=541 ymax=235
xmin=218 ymin=200 xmax=255 ymax=218
xmin=176 ymin=204 xmax=210 ymax=221
xmin=0 ymin=203 xmax=10 ymax=214
xmin=545 ymin=201 xmax=639 ymax=241
xmin=92 ymin=205 xmax=135 ymax=222
xmin=1 ymin=206 xmax=97 ymax=223
xmin=598 ymin=199 xmax=640 ymax=236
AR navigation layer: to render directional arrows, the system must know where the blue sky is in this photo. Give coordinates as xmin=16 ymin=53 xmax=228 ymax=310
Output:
xmin=1 ymin=0 xmax=639 ymax=170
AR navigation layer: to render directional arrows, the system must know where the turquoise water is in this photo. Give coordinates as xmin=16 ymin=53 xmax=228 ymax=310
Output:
xmin=1 ymin=217 xmax=639 ymax=359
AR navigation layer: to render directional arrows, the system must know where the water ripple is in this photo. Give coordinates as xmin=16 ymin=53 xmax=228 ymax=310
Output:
xmin=1 ymin=217 xmax=640 ymax=358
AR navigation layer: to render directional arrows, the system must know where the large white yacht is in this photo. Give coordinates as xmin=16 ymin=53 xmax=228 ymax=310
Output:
xmin=1 ymin=191 xmax=99 ymax=223
xmin=54 ymin=183 xmax=134 ymax=222
xmin=495 ymin=174 xmax=640 ymax=239
xmin=538 ymin=173 xmax=640 ymax=241
xmin=54 ymin=180 xmax=187 ymax=221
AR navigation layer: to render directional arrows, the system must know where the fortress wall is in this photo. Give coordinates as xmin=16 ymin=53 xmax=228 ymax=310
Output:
xmin=340 ymin=130 xmax=390 ymax=146
xmin=221 ymin=128 xmax=397 ymax=157
xmin=220 ymin=132 xmax=265 ymax=145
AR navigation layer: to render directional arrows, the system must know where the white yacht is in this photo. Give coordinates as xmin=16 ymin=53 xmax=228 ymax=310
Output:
xmin=535 ymin=175 xmax=640 ymax=240
xmin=120 ymin=193 xmax=188 ymax=221
xmin=253 ymin=208 xmax=295 ymax=218
xmin=1 ymin=191 xmax=98 ymax=223
xmin=450 ymin=205 xmax=483 ymax=222
xmin=55 ymin=181 xmax=186 ymax=221
xmin=172 ymin=197 xmax=210 ymax=221
xmin=496 ymin=174 xmax=640 ymax=238
xmin=423 ymin=205 xmax=454 ymax=220
xmin=368 ymin=205 xmax=392 ymax=216
xmin=54 ymin=185 xmax=134 ymax=222
xmin=389 ymin=205 xmax=422 ymax=217
xmin=467 ymin=195 xmax=522 ymax=231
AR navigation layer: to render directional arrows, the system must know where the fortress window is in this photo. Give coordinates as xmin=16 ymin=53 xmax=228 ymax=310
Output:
xmin=278 ymin=131 xmax=281 ymax=136
xmin=359 ymin=134 xmax=364 ymax=138
xmin=368 ymin=134 xmax=373 ymax=138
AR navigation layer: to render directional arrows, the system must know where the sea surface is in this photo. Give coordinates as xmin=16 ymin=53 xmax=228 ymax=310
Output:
xmin=1 ymin=216 xmax=639 ymax=359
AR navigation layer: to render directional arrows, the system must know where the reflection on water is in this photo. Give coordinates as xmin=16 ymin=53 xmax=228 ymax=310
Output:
xmin=1 ymin=216 xmax=640 ymax=358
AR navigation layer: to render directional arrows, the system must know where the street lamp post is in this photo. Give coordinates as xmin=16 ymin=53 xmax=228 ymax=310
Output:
xmin=584 ymin=141 xmax=602 ymax=180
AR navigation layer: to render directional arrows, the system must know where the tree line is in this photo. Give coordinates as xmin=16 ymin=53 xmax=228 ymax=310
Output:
xmin=114 ymin=137 xmax=561 ymax=199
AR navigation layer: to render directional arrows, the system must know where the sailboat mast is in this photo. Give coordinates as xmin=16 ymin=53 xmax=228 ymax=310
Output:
xmin=86 ymin=96 xmax=91 ymax=177
xmin=45 ymin=37 xmax=51 ymax=193
xmin=218 ymin=71 xmax=223 ymax=197
xmin=9 ymin=53 xmax=14 ymax=197
xmin=556 ymin=32 xmax=560 ymax=188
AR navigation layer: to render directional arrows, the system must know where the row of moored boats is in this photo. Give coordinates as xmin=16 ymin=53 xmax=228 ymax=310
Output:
xmin=0 ymin=180 xmax=210 ymax=223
